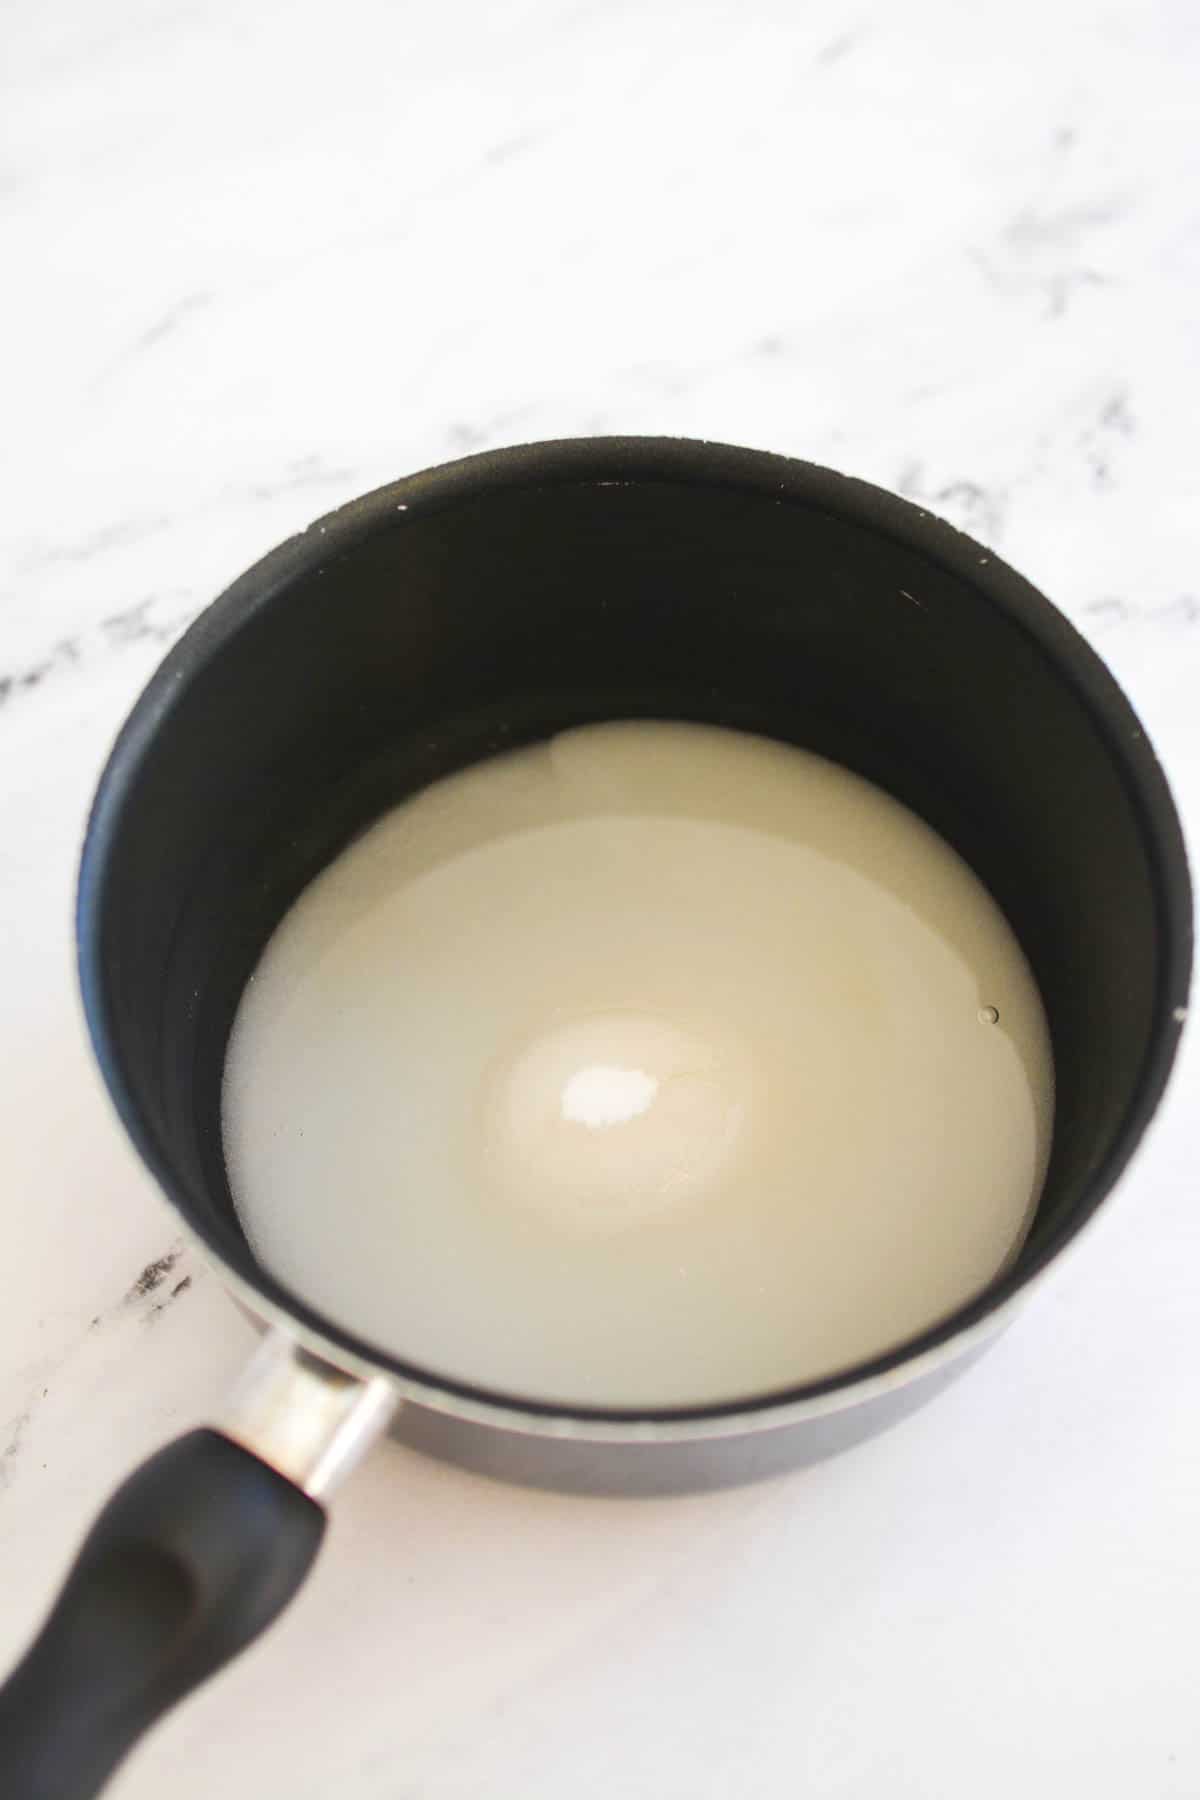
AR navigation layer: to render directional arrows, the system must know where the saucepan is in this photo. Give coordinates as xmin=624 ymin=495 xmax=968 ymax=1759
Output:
xmin=0 ymin=438 xmax=1190 ymax=1797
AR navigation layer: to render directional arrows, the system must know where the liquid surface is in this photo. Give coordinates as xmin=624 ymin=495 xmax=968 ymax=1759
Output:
xmin=223 ymin=722 xmax=1053 ymax=1409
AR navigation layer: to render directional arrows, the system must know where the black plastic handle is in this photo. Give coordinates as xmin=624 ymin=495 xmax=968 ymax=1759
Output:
xmin=0 ymin=1428 xmax=325 ymax=1799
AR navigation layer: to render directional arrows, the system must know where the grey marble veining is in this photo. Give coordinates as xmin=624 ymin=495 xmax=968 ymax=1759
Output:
xmin=1 ymin=2 xmax=1197 ymax=1796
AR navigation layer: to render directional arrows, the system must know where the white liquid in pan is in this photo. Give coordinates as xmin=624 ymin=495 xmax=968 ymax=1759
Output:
xmin=223 ymin=722 xmax=1053 ymax=1409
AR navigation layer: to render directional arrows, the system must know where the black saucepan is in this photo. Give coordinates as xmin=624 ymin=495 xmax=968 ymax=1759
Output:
xmin=0 ymin=438 xmax=1190 ymax=1798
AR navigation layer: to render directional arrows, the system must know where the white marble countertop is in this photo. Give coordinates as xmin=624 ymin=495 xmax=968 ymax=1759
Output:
xmin=3 ymin=2 xmax=1198 ymax=1794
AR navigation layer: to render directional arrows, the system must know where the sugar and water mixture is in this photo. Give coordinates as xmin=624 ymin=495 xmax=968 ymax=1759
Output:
xmin=222 ymin=722 xmax=1053 ymax=1409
